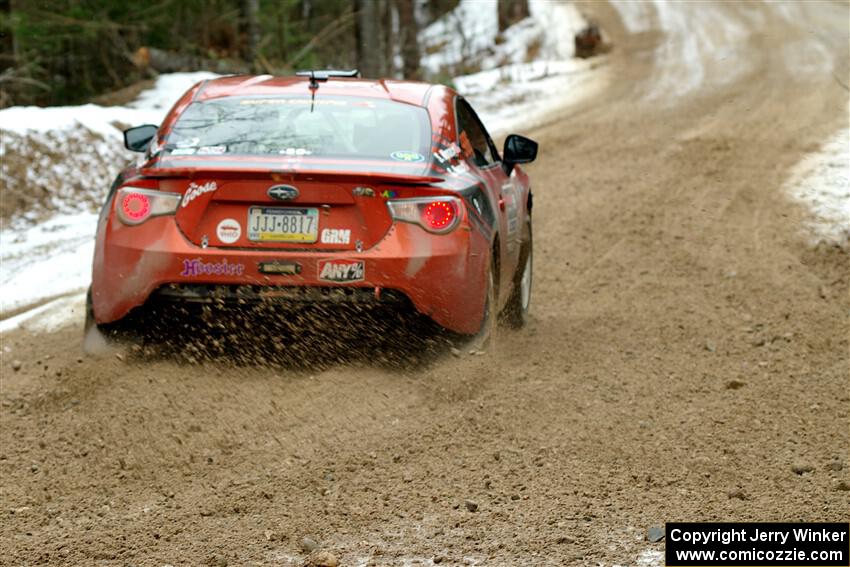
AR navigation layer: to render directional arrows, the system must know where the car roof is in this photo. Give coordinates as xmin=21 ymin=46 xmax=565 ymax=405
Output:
xmin=195 ymin=75 xmax=439 ymax=108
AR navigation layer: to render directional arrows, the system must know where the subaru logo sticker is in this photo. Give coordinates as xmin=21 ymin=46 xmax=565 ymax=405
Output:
xmin=268 ymin=185 xmax=299 ymax=201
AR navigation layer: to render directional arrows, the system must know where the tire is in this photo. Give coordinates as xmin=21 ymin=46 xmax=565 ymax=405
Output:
xmin=468 ymin=256 xmax=497 ymax=351
xmin=83 ymin=288 xmax=118 ymax=354
xmin=84 ymin=288 xmax=96 ymax=335
xmin=503 ymin=220 xmax=532 ymax=329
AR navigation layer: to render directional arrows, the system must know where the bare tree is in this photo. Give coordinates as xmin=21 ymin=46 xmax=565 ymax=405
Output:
xmin=396 ymin=0 xmax=421 ymax=80
xmin=384 ymin=0 xmax=396 ymax=76
xmin=498 ymin=0 xmax=529 ymax=32
xmin=242 ymin=0 xmax=261 ymax=71
xmin=354 ymin=0 xmax=382 ymax=77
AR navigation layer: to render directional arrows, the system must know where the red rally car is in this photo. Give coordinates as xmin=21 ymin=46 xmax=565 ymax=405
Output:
xmin=87 ymin=70 xmax=538 ymax=339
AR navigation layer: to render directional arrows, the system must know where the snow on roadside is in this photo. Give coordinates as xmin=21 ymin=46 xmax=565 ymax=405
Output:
xmin=0 ymin=71 xmax=217 ymax=223
xmin=784 ymin=125 xmax=850 ymax=246
xmin=0 ymin=71 xmax=217 ymax=139
xmin=0 ymin=212 xmax=97 ymax=317
xmin=610 ymin=0 xmax=849 ymax=246
xmin=419 ymin=0 xmax=501 ymax=75
xmin=0 ymin=72 xmax=218 ymax=328
xmin=0 ymin=294 xmax=87 ymax=335
xmin=0 ymin=130 xmax=126 ymax=225
xmin=610 ymin=0 xmax=752 ymax=103
xmin=424 ymin=0 xmax=605 ymax=135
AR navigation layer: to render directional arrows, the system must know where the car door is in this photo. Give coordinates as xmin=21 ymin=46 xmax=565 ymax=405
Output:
xmin=455 ymin=97 xmax=520 ymax=304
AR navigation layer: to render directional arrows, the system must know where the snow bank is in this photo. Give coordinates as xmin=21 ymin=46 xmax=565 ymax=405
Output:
xmin=420 ymin=0 xmax=501 ymax=75
xmin=0 ymin=293 xmax=87 ymax=335
xmin=0 ymin=212 xmax=97 ymax=318
xmin=0 ymin=129 xmax=126 ymax=224
xmin=609 ymin=0 xmax=849 ymax=246
xmin=0 ymin=71 xmax=216 ymax=139
xmin=421 ymin=0 xmax=584 ymax=75
xmin=785 ymin=124 xmax=850 ymax=246
xmin=609 ymin=0 xmax=840 ymax=103
xmin=0 ymin=73 xmax=218 ymax=327
xmin=424 ymin=0 xmax=605 ymax=134
xmin=0 ymin=72 xmax=218 ymax=223
xmin=610 ymin=0 xmax=752 ymax=102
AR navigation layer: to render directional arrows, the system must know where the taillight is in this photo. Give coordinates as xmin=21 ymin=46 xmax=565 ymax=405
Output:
xmin=121 ymin=192 xmax=150 ymax=222
xmin=422 ymin=201 xmax=455 ymax=231
xmin=387 ymin=197 xmax=462 ymax=234
xmin=115 ymin=187 xmax=181 ymax=225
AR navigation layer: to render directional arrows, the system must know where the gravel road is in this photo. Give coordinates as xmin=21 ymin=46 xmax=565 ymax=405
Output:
xmin=2 ymin=2 xmax=848 ymax=565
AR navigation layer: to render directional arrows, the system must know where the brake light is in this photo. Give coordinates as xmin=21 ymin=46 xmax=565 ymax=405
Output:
xmin=116 ymin=187 xmax=181 ymax=225
xmin=121 ymin=192 xmax=150 ymax=222
xmin=387 ymin=196 xmax=462 ymax=234
xmin=422 ymin=201 xmax=455 ymax=231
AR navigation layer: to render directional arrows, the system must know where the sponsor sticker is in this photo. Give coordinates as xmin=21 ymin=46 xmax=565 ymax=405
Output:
xmin=170 ymin=148 xmax=197 ymax=156
xmin=433 ymin=143 xmax=461 ymax=164
xmin=447 ymin=162 xmax=470 ymax=175
xmin=320 ymin=228 xmax=351 ymax=245
xmin=318 ymin=259 xmax=365 ymax=283
xmin=240 ymin=98 xmax=347 ymax=107
xmin=391 ymin=150 xmax=425 ymax=162
xmin=216 ymin=218 xmax=241 ymax=244
xmin=176 ymin=137 xmax=200 ymax=148
xmin=181 ymin=181 xmax=217 ymax=208
xmin=197 ymin=145 xmax=226 ymax=155
xmin=352 ymin=186 xmax=375 ymax=197
xmin=180 ymin=258 xmax=245 ymax=277
xmin=278 ymin=148 xmax=312 ymax=156
xmin=433 ymin=142 xmax=471 ymax=175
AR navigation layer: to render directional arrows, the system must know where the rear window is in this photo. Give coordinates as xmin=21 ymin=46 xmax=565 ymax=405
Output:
xmin=164 ymin=95 xmax=431 ymax=162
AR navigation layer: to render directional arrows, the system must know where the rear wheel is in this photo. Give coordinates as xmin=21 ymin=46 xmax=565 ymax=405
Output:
xmin=503 ymin=220 xmax=532 ymax=329
xmin=468 ymin=256 xmax=497 ymax=351
xmin=83 ymin=288 xmax=121 ymax=354
xmin=83 ymin=288 xmax=98 ymax=335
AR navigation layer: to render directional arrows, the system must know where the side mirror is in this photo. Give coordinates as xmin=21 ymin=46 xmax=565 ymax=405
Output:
xmin=503 ymin=134 xmax=538 ymax=172
xmin=123 ymin=124 xmax=158 ymax=152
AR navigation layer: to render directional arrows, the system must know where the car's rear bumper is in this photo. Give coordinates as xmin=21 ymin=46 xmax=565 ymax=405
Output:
xmin=91 ymin=216 xmax=489 ymax=334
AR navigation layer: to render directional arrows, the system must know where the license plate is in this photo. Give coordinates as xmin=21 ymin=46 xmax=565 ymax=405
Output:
xmin=247 ymin=207 xmax=318 ymax=243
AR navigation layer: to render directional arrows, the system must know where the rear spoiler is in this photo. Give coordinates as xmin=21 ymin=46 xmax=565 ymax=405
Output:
xmin=139 ymin=166 xmax=445 ymax=186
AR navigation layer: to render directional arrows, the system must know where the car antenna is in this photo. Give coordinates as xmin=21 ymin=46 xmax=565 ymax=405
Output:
xmin=294 ymin=70 xmax=360 ymax=112
xmin=307 ymin=71 xmax=319 ymax=112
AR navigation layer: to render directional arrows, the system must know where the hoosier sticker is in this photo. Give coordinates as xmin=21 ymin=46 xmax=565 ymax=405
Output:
xmin=180 ymin=258 xmax=244 ymax=277
xmin=318 ymin=259 xmax=365 ymax=283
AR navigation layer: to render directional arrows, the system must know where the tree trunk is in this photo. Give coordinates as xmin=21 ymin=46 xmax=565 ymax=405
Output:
xmin=396 ymin=0 xmax=421 ymax=80
xmin=498 ymin=0 xmax=529 ymax=32
xmin=1 ymin=0 xmax=15 ymax=73
xmin=276 ymin=4 xmax=287 ymax=61
xmin=383 ymin=0 xmax=394 ymax=77
xmin=242 ymin=0 xmax=261 ymax=71
xmin=354 ymin=0 xmax=382 ymax=77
